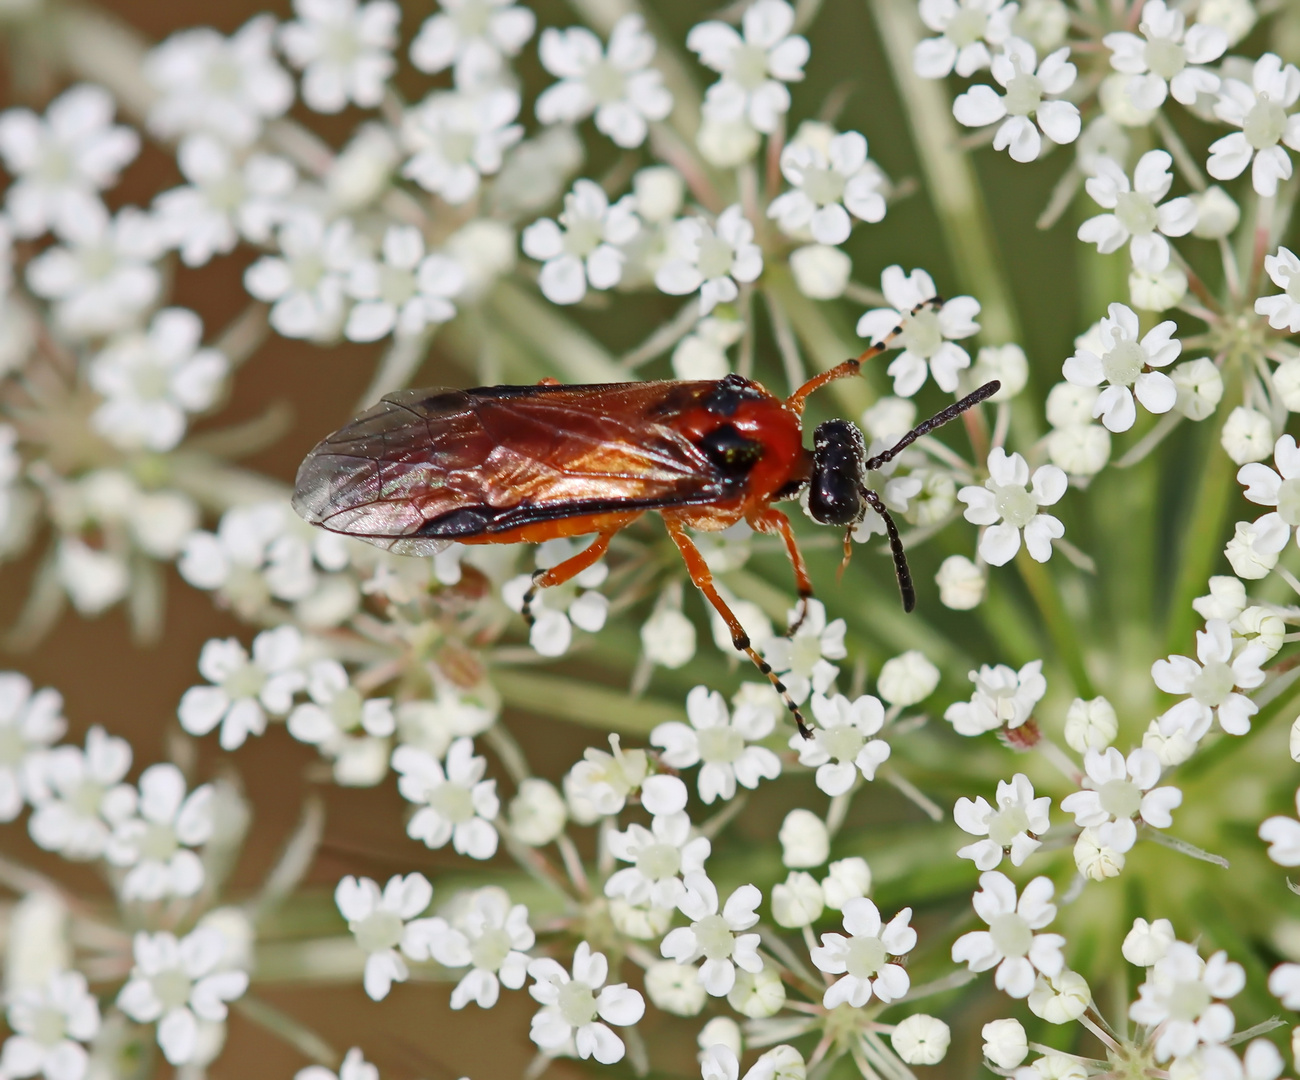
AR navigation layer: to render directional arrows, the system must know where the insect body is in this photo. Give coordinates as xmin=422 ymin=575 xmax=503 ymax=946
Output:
xmin=293 ymin=325 xmax=999 ymax=736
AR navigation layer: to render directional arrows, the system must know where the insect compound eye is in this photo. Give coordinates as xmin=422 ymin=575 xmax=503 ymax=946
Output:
xmin=698 ymin=423 xmax=764 ymax=476
xmin=808 ymin=419 xmax=867 ymax=526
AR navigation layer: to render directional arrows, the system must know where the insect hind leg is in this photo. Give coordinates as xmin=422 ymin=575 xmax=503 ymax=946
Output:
xmin=664 ymin=514 xmax=815 ymax=739
xmin=521 ymin=531 xmax=616 ymax=626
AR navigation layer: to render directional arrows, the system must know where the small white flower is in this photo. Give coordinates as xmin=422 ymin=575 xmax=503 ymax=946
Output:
xmin=661 ymin=874 xmax=763 ymax=997
xmin=1224 ymin=515 xmax=1289 ymax=579
xmin=502 ymin=539 xmax=609 ymax=658
xmin=855 ymin=265 xmax=980 ymax=396
xmin=116 ymin=929 xmax=248 ymax=1065
xmin=955 ymin=773 xmax=1050 ymax=870
xmin=982 ymin=1017 xmax=1028 ymax=1069
xmin=810 ymin=898 xmax=916 ymax=1008
xmin=528 ymin=942 xmax=645 ymax=1064
xmin=655 ymin=205 xmax=763 ymax=316
xmin=27 ymin=726 xmax=133 ymax=860
xmin=392 ymin=737 xmax=500 ymax=858
xmin=105 ymin=764 xmax=214 ymax=902
xmin=154 ymin=135 xmax=295 ymax=267
xmin=295 ymin=1047 xmax=378 ymax=1080
xmin=0 ymin=83 xmax=139 ymax=240
xmin=936 ymin=554 xmax=986 ymax=610
xmin=1028 ymin=969 xmax=1091 ymax=1024
xmin=146 ymin=16 xmax=294 ymax=146
xmin=877 ymin=650 xmax=940 ymax=707
xmin=401 ymin=88 xmax=522 ymax=204
xmin=779 ymin=808 xmax=829 ymax=868
xmin=687 ymin=0 xmax=809 ymax=135
xmin=959 ymin=448 xmax=1067 ymax=566
xmin=408 ymin=887 xmax=533 ymax=1010
xmin=759 ymin=599 xmax=846 ymax=705
xmin=88 ymin=307 xmax=228 ymax=452
xmin=508 ymin=778 xmax=566 ymax=846
xmin=409 ymin=0 xmax=535 ymax=86
xmin=244 ymin=212 xmax=359 ymax=340
xmin=1129 ymin=940 xmax=1244 ymax=1060
xmin=701 ymin=1043 xmax=738 ymax=1080
xmin=1 ymin=969 xmax=100 ymax=1080
xmin=522 ymin=179 xmax=640 ymax=305
xmin=178 ymin=626 xmax=306 ymax=751
xmin=536 ymin=15 xmax=672 ymax=149
xmin=0 ymin=673 xmax=66 ymax=821
xmin=913 ymin=0 xmax=1018 ymax=79
xmin=822 ymin=857 xmax=872 ymax=910
xmin=1077 ymin=152 xmax=1197 ymax=272
xmin=1260 ymin=787 xmax=1300 ymax=866
xmin=1059 ymin=747 xmax=1181 ymax=854
xmin=1238 ymin=434 xmax=1300 ymax=559
xmin=1222 ymin=406 xmax=1275 ymax=466
xmin=1152 ymin=619 xmax=1268 ymax=738
xmin=727 ymin=967 xmax=786 ymax=1020
xmin=334 ymin=873 xmax=433 ymax=1001
xmin=1269 ymin=962 xmax=1300 ymax=1007
xmin=1103 ymin=0 xmax=1226 ymax=110
xmin=791 ymin=693 xmax=890 ymax=796
xmin=652 ymin=686 xmax=781 ymax=804
xmin=288 ymin=660 xmax=394 ymax=787
xmin=892 ymin=1015 xmax=951 ymax=1065
xmin=1208 ymin=53 xmax=1300 ymax=198
xmin=1256 ymin=246 xmax=1300 ymax=333
xmin=606 ymin=811 xmax=711 ymax=910
xmin=25 ymin=204 xmax=162 ymax=340
xmin=344 ymin=225 xmax=464 ymax=341
xmin=770 ymin=871 xmax=824 ymax=928
xmin=951 ymin=871 xmax=1064 ymax=998
xmin=279 ymin=0 xmax=400 ymax=114
xmin=1123 ymin=916 xmax=1176 ymax=966
xmin=789 ymin=243 xmax=852 ymax=299
xmin=953 ymin=37 xmax=1081 ymax=163
xmin=641 ymin=606 xmax=697 ymax=669
xmin=945 ymin=660 xmax=1046 ymax=736
xmin=1063 ymin=696 xmax=1119 ymax=753
xmin=1063 ymin=303 xmax=1180 ymax=433
xmin=767 ymin=132 xmax=885 ymax=244
xmin=562 ymin=735 xmax=648 ymax=823
xmin=1171 ymin=357 xmax=1224 ymax=421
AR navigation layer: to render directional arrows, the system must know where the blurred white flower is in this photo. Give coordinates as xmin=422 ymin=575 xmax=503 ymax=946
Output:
xmin=105 ymin=763 xmax=214 ymax=902
xmin=1171 ymin=357 xmax=1224 ymax=420
xmin=982 ymin=1017 xmax=1028 ymax=1069
xmin=392 ymin=736 xmax=499 ymax=858
xmin=1221 ymin=405 xmax=1275 ymax=466
xmin=344 ymin=225 xmax=464 ymax=341
xmin=855 ymin=265 xmax=979 ymax=396
xmin=27 ymin=725 xmax=133 ymax=860
xmin=279 ymin=0 xmax=400 ymax=113
xmin=118 ymin=935 xmax=249 ymax=1070
xmin=1256 ymin=246 xmax=1300 ymax=333
xmin=1103 ymin=0 xmax=1226 ymax=109
xmin=1208 ymin=53 xmax=1300 ymax=197
xmin=1 ymin=970 xmax=99 ymax=1080
xmin=687 ymin=0 xmax=809 ymax=134
xmin=760 ymin=599 xmax=846 ymax=705
xmin=296 ymin=1048 xmax=378 ymax=1080
xmin=88 ymin=307 xmax=228 ymax=452
xmin=153 ymin=135 xmax=295 ymax=267
xmin=822 ymin=856 xmax=872 ymax=910
xmin=1129 ymin=941 xmax=1243 ymax=1060
xmin=651 ymin=685 xmax=781 ymax=804
xmin=959 ymin=448 xmax=1066 ymax=565
xmin=410 ymin=0 xmax=535 ymax=86
xmin=146 ymin=16 xmax=294 ymax=146
xmin=0 ymin=673 xmax=65 ymax=821
xmin=335 ymin=873 xmax=433 ymax=1000
xmin=288 ymin=659 xmax=394 ymax=786
xmin=408 ymin=887 xmax=534 ymax=1009
xmin=522 ymin=179 xmax=640 ymax=305
xmin=244 ymin=211 xmax=358 ymax=340
xmin=401 ymin=88 xmax=522 ymax=204
xmin=953 ymin=37 xmax=1081 ymax=162
xmin=0 ymin=83 xmax=139 ymax=239
xmin=1077 ymin=151 xmax=1197 ymax=271
xmin=767 ymin=132 xmax=885 ymax=244
xmin=936 ymin=554 xmax=985 ymax=609
xmin=536 ymin=15 xmax=672 ymax=149
xmin=913 ymin=0 xmax=1017 ymax=79
xmin=655 ymin=205 xmax=763 ymax=316
xmin=892 ymin=1015 xmax=950 ymax=1065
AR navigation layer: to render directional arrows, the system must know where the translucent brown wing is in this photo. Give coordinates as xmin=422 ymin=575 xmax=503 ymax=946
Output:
xmin=291 ymin=382 xmax=739 ymax=555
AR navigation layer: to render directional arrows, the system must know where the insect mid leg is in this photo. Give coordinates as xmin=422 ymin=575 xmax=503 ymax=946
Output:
xmin=861 ymin=488 xmax=915 ymax=612
xmin=663 ymin=515 xmax=815 ymax=739
xmin=520 ymin=531 xmax=617 ymax=627
xmin=748 ymin=508 xmax=815 ymax=637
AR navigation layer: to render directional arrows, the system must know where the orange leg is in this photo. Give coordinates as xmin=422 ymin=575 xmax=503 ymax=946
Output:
xmin=748 ymin=508 xmax=814 ymax=636
xmin=522 ymin=531 xmax=616 ymax=625
xmin=663 ymin=513 xmax=813 ymax=738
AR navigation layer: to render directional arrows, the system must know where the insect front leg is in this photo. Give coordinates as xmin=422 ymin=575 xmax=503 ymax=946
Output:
xmin=748 ymin=508 xmax=815 ymax=637
xmin=663 ymin=513 xmax=815 ymax=740
xmin=521 ymin=531 xmax=617 ymax=626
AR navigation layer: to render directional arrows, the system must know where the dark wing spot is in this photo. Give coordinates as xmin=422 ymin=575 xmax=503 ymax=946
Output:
xmin=703 ymin=373 xmax=766 ymax=417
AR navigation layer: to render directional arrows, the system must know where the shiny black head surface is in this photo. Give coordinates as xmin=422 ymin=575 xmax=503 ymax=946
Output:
xmin=808 ymin=419 xmax=866 ymax=527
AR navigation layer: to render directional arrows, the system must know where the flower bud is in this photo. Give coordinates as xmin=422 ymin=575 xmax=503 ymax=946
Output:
xmin=1074 ymin=826 xmax=1124 ymax=880
xmin=609 ymin=898 xmax=672 ymax=940
xmin=328 ymin=122 xmax=399 ymax=211
xmin=1221 ymin=406 xmax=1274 ymax=465
xmin=1194 ymin=576 xmax=1248 ymax=620
xmin=697 ymin=1017 xmax=742 ymax=1059
xmin=861 ymin=396 xmax=916 ymax=441
xmin=1076 ymin=116 xmax=1130 ymax=177
xmin=1171 ymin=358 xmax=1224 ymax=421
xmin=936 ymin=555 xmax=984 ymax=610
xmin=1225 ymin=517 xmax=1287 ymax=580
xmin=1275 ymin=359 xmax=1300 ymax=412
xmin=1028 ymin=970 xmax=1090 ymax=1023
xmin=771 ymin=871 xmax=824 ymax=928
xmin=779 ymin=808 xmax=829 ymax=868
xmin=1099 ymin=72 xmax=1158 ymax=127
xmin=1046 ymin=381 xmax=1100 ymax=428
xmin=1129 ymin=264 xmax=1187 ymax=311
xmin=641 ymin=607 xmax=697 ymax=669
xmin=1197 ymin=0 xmax=1256 ymax=45
xmin=972 ymin=344 xmax=1028 ymax=400
xmin=645 ymin=960 xmax=707 ymax=1016
xmin=904 ymin=469 xmax=957 ymax=527
xmin=877 ymin=650 xmax=940 ymax=706
xmin=1122 ymin=917 xmax=1175 ymax=966
xmin=790 ymin=244 xmax=851 ymax=299
xmin=1013 ymin=0 xmax=1069 ymax=51
xmin=891 ymin=1015 xmax=950 ymax=1065
xmin=633 ymin=166 xmax=685 ymax=223
xmin=789 ymin=120 xmax=837 ymax=156
xmin=1047 ymin=424 xmax=1111 ymax=477
xmin=1233 ymin=606 xmax=1285 ymax=659
xmin=1191 ymin=186 xmax=1240 ymax=239
xmin=1063 ymin=696 xmax=1118 ymax=753
xmin=509 ymin=778 xmax=567 ymax=846
xmin=697 ymin=117 xmax=759 ymax=167
xmin=727 ymin=964 xmax=785 ymax=1017
xmin=981 ymin=1018 xmax=1028 ymax=1069
xmin=445 ymin=220 xmax=517 ymax=300
xmin=821 ymin=856 xmax=872 ymax=909
xmin=1143 ymin=718 xmax=1198 ymax=767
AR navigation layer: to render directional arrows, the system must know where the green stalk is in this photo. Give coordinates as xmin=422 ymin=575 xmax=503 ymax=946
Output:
xmin=492 ymin=668 xmax=683 ymax=734
xmin=1016 ymin=549 xmax=1096 ymax=698
xmin=489 ymin=280 xmax=627 ymax=383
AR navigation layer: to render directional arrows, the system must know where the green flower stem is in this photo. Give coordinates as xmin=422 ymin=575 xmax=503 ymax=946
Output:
xmin=1015 ymin=549 xmax=1096 ymax=698
xmin=357 ymin=328 xmax=435 ymax=408
xmin=492 ymin=668 xmax=683 ymax=734
xmin=488 ymin=280 xmax=627 ymax=383
xmin=232 ymin=995 xmax=339 ymax=1067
